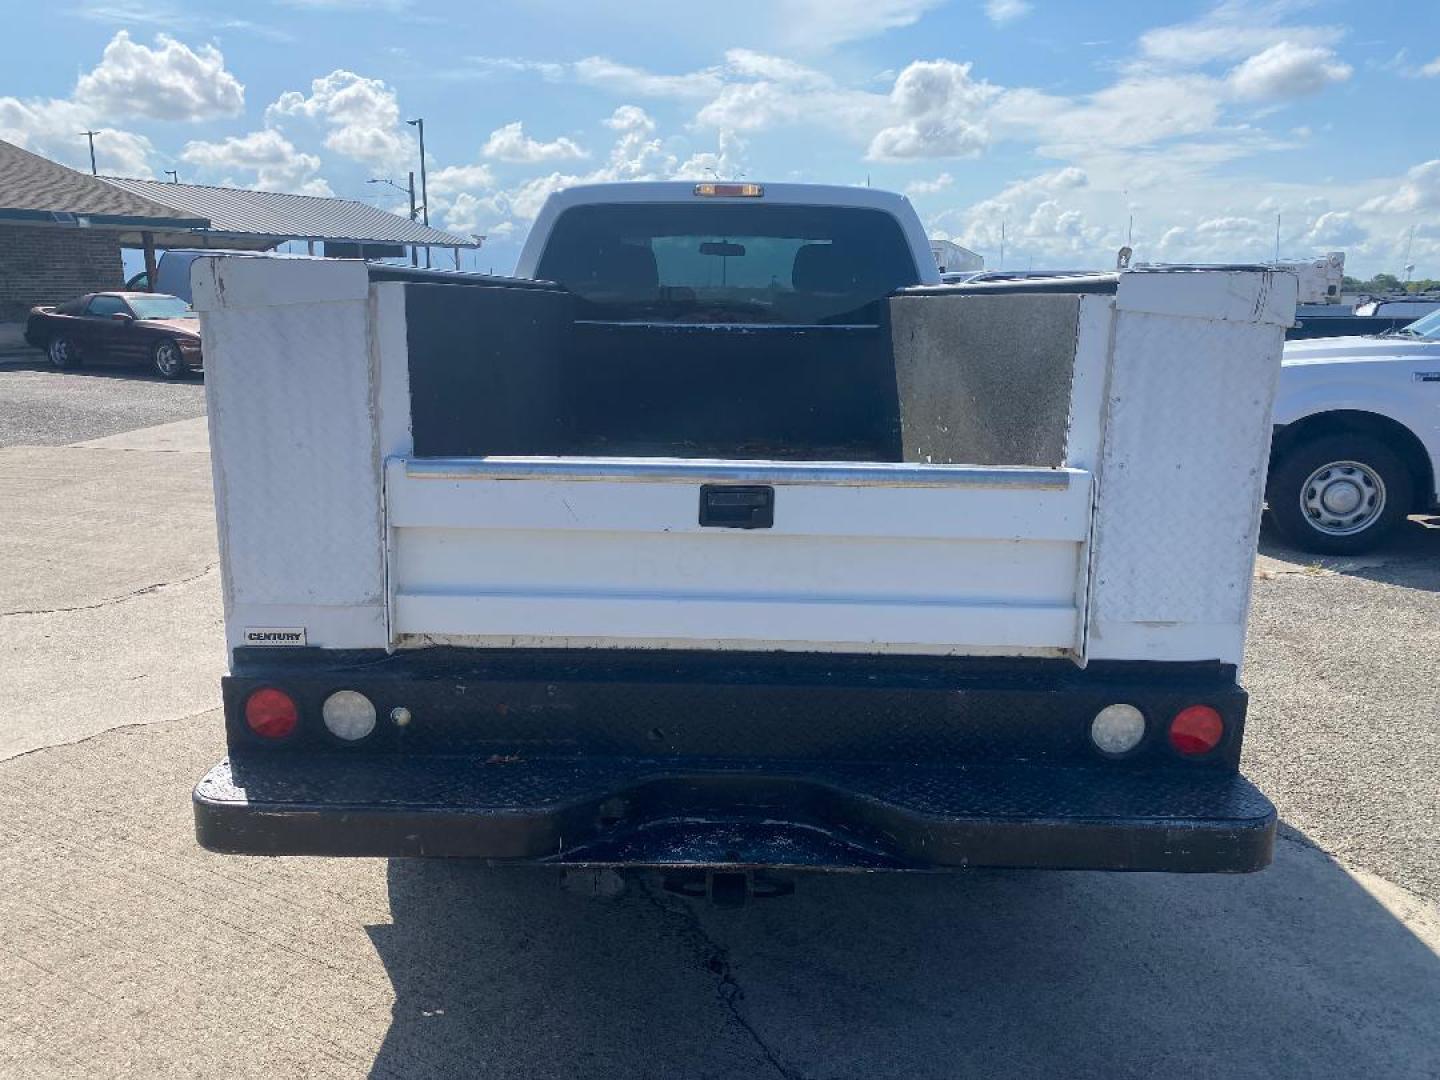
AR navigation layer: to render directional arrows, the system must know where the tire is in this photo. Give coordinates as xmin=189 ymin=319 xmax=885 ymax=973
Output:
xmin=46 ymin=335 xmax=80 ymax=369
xmin=152 ymin=339 xmax=188 ymax=380
xmin=1267 ymin=434 xmax=1413 ymax=555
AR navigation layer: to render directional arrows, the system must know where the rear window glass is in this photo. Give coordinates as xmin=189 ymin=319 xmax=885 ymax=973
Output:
xmin=535 ymin=202 xmax=920 ymax=325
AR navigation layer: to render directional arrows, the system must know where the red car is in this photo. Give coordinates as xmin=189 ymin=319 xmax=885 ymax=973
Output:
xmin=24 ymin=291 xmax=203 ymax=379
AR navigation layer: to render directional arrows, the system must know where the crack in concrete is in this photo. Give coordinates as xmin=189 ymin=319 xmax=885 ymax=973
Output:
xmin=0 ymin=703 xmax=218 ymax=766
xmin=0 ymin=563 xmax=218 ymax=617
xmin=638 ymin=876 xmax=807 ymax=1080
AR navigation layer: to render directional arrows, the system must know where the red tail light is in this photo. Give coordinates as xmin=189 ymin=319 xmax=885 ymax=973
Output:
xmin=1169 ymin=705 xmax=1224 ymax=756
xmin=245 ymin=688 xmax=298 ymax=739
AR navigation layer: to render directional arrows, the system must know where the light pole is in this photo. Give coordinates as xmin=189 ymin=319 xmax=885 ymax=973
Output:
xmin=406 ymin=118 xmax=430 ymax=267
xmin=368 ymin=175 xmax=420 ymax=265
xmin=80 ymin=130 xmax=99 ymax=175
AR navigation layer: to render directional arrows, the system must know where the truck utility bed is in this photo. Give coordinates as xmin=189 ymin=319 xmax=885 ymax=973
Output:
xmin=188 ymin=184 xmax=1295 ymax=875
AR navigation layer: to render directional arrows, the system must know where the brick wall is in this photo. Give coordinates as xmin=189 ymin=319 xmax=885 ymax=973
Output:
xmin=0 ymin=224 xmax=124 ymax=323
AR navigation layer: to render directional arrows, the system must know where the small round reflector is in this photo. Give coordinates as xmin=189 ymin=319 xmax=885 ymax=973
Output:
xmin=245 ymin=688 xmax=298 ymax=739
xmin=322 ymin=690 xmax=376 ymax=741
xmin=1090 ymin=703 xmax=1146 ymax=755
xmin=1169 ymin=705 xmax=1224 ymax=756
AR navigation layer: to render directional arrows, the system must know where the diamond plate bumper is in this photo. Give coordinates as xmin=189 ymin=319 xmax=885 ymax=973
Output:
xmin=194 ymin=753 xmax=1275 ymax=872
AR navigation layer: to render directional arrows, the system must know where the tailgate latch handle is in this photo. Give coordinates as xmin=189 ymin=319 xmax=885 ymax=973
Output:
xmin=699 ymin=485 xmax=774 ymax=529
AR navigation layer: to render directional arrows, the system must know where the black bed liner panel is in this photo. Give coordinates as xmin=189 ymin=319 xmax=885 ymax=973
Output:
xmin=402 ymin=281 xmax=1082 ymax=466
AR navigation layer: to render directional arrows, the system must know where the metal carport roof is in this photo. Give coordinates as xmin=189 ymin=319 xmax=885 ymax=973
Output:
xmin=101 ymin=176 xmax=477 ymax=248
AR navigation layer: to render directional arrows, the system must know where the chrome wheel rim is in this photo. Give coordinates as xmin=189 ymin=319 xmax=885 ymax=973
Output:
xmin=155 ymin=342 xmax=182 ymax=375
xmin=48 ymin=337 xmax=70 ymax=365
xmin=1301 ymin=460 xmax=1386 ymax=536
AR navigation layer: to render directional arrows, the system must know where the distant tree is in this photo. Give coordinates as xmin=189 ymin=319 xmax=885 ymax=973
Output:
xmin=1341 ymin=273 xmax=1437 ymax=295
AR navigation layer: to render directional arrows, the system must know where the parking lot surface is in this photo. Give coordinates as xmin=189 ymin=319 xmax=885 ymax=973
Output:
xmin=1 ymin=372 xmax=1437 ymax=1079
xmin=0 ymin=359 xmax=206 ymax=448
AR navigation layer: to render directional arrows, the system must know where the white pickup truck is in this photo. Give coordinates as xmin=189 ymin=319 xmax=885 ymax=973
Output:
xmin=189 ymin=181 xmax=1295 ymax=895
xmin=1269 ymin=309 xmax=1440 ymax=553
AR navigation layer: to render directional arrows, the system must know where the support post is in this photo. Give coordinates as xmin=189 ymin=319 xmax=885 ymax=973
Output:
xmin=141 ymin=232 xmax=158 ymax=292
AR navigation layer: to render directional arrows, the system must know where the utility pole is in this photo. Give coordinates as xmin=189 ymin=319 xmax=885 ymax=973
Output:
xmin=408 ymin=170 xmax=418 ymax=266
xmin=80 ymin=130 xmax=99 ymax=175
xmin=406 ymin=118 xmax=430 ymax=268
xmin=368 ymin=175 xmax=421 ymax=266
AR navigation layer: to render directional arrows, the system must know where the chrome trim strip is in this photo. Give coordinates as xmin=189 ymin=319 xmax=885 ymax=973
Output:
xmin=572 ymin=320 xmax=879 ymax=331
xmin=404 ymin=456 xmax=1077 ymax=490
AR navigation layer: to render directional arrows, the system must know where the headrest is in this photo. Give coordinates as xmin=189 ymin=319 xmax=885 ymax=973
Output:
xmin=604 ymin=242 xmax=658 ymax=291
xmin=791 ymin=243 xmax=855 ymax=293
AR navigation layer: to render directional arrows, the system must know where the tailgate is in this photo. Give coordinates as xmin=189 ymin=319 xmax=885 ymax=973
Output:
xmin=385 ymin=457 xmax=1092 ymax=655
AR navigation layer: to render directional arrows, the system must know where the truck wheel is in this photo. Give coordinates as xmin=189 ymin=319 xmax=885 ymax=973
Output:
xmin=1267 ymin=435 xmax=1412 ymax=554
xmin=46 ymin=335 xmax=80 ymax=369
xmin=152 ymin=339 xmax=188 ymax=380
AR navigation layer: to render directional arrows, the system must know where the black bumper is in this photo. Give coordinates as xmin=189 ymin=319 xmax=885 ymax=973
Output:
xmin=195 ymin=649 xmax=1275 ymax=872
xmin=195 ymin=754 xmax=1273 ymax=872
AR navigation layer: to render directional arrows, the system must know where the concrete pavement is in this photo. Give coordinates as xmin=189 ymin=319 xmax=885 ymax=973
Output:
xmin=1 ymin=404 xmax=1437 ymax=1079
xmin=0 ymin=415 xmax=223 ymax=761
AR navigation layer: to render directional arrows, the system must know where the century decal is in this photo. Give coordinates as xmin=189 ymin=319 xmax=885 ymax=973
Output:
xmin=243 ymin=627 xmax=307 ymax=646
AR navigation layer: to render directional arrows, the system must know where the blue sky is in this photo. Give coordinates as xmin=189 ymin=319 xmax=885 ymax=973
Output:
xmin=3 ymin=0 xmax=1438 ymax=277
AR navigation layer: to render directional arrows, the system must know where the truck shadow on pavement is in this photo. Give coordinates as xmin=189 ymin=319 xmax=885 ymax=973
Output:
xmin=365 ymin=829 xmax=1440 ymax=1080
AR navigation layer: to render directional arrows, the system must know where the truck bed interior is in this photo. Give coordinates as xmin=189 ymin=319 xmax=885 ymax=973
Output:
xmin=399 ymin=274 xmax=1108 ymax=467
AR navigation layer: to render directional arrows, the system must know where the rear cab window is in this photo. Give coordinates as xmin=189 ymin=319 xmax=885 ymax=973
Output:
xmin=534 ymin=202 xmax=921 ymax=326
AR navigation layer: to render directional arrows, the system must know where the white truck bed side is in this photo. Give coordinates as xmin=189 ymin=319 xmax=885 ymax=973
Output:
xmin=193 ymin=256 xmax=1295 ymax=667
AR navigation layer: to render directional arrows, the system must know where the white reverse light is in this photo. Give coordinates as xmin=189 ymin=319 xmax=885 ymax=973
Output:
xmin=322 ymin=690 xmax=377 ymax=741
xmin=1090 ymin=703 xmax=1146 ymax=756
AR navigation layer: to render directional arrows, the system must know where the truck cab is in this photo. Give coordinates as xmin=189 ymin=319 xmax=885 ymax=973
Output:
xmin=189 ymin=181 xmax=1293 ymax=883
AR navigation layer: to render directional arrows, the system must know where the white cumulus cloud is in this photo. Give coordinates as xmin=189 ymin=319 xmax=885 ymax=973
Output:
xmin=867 ymin=60 xmax=996 ymax=160
xmin=1362 ymin=159 xmax=1440 ymax=214
xmin=1138 ymin=1 xmax=1345 ymax=67
xmin=267 ymin=69 xmax=410 ymax=170
xmin=906 ymin=172 xmax=954 ymax=195
xmin=180 ymin=129 xmax=330 ymax=195
xmin=1227 ymin=42 xmax=1352 ymax=102
xmin=481 ymin=121 xmax=587 ymax=164
xmin=73 ymin=31 xmax=245 ymax=122
xmin=0 ymin=97 xmax=154 ymax=176
xmin=1305 ymin=210 xmax=1365 ymax=247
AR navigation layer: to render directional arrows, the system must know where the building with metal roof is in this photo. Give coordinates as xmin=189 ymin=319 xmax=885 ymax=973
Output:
xmin=0 ymin=138 xmax=211 ymax=321
xmin=102 ymin=176 xmax=475 ymax=256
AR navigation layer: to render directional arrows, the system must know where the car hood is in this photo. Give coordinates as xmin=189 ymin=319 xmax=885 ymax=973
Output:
xmin=1282 ymin=334 xmax=1439 ymax=365
xmin=139 ymin=318 xmax=202 ymax=339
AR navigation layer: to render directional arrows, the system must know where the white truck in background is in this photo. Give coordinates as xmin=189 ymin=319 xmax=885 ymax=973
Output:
xmin=188 ymin=181 xmax=1295 ymax=900
xmin=1268 ymin=307 xmax=1440 ymax=553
